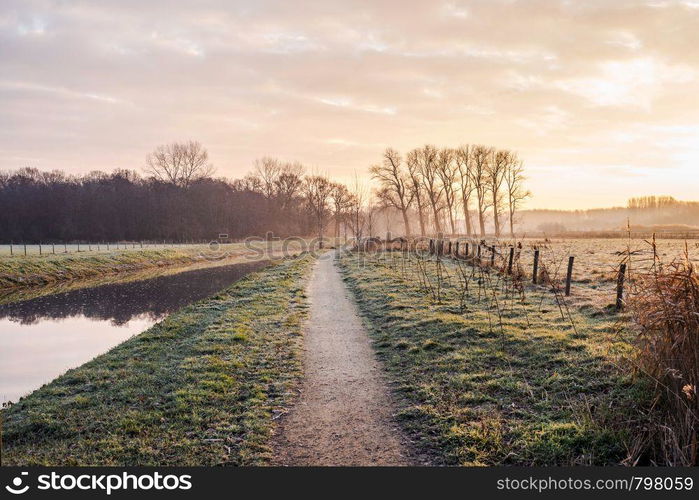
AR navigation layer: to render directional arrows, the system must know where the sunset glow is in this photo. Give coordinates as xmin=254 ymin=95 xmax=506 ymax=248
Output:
xmin=2 ymin=0 xmax=699 ymax=209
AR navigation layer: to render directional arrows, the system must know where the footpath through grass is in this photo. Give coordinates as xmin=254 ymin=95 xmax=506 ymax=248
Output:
xmin=338 ymin=251 xmax=646 ymax=466
xmin=1 ymin=254 xmax=314 ymax=466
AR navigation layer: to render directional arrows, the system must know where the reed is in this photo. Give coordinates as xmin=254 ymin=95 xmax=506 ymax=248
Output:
xmin=627 ymin=243 xmax=698 ymax=465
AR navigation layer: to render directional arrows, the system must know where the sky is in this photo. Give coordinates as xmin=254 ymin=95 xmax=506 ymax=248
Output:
xmin=1 ymin=0 xmax=699 ymax=209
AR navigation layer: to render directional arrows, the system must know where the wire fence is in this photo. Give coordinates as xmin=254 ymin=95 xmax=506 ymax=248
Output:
xmin=353 ymin=235 xmax=699 ymax=311
xmin=0 ymin=241 xmax=214 ymax=257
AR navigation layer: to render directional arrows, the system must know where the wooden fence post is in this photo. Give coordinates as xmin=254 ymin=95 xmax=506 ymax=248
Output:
xmin=616 ymin=263 xmax=626 ymax=310
xmin=39 ymin=243 xmax=42 ymax=255
xmin=429 ymin=239 xmax=434 ymax=254
xmin=507 ymin=247 xmax=514 ymax=274
xmin=565 ymin=256 xmax=574 ymax=296
xmin=447 ymin=241 xmax=452 ymax=255
xmin=490 ymin=246 xmax=495 ymax=267
xmin=24 ymin=243 xmax=27 ymax=256
xmin=52 ymin=243 xmax=55 ymax=254
xmin=532 ymin=249 xmax=540 ymax=284
xmin=9 ymin=242 xmax=12 ymax=256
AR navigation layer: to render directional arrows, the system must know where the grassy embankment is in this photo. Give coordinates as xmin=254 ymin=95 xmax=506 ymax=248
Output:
xmin=1 ymin=254 xmax=314 ymax=466
xmin=338 ymin=250 xmax=647 ymax=466
xmin=0 ymin=241 xmax=304 ymax=290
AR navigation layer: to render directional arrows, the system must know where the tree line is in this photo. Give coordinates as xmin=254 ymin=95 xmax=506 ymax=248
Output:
xmin=0 ymin=140 xmax=529 ymax=243
xmin=0 ymin=142 xmax=362 ymax=243
xmin=371 ymin=145 xmax=529 ymax=238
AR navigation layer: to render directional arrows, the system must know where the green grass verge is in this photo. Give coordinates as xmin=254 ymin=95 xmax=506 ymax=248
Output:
xmin=338 ymin=251 xmax=646 ymax=466
xmin=0 ymin=248 xmax=211 ymax=289
xmin=1 ymin=254 xmax=314 ymax=466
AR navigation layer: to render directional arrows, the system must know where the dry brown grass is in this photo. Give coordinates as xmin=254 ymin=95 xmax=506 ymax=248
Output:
xmin=626 ymin=243 xmax=698 ymax=465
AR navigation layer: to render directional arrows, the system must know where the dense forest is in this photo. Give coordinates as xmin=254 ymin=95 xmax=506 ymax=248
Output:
xmin=0 ymin=167 xmax=301 ymax=242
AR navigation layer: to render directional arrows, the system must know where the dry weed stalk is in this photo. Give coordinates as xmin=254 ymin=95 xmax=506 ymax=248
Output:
xmin=627 ymin=242 xmax=698 ymax=465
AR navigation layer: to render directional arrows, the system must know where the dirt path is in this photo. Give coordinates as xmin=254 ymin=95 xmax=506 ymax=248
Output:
xmin=272 ymin=252 xmax=413 ymax=466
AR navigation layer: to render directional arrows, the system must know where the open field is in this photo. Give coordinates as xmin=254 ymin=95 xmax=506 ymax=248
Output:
xmin=338 ymin=247 xmax=651 ymax=465
xmin=414 ymin=237 xmax=699 ymax=311
xmin=2 ymin=238 xmax=694 ymax=466
xmin=0 ymin=240 xmax=308 ymax=290
xmin=1 ymin=254 xmax=314 ymax=466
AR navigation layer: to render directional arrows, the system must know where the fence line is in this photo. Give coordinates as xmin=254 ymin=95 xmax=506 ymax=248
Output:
xmin=361 ymin=235 xmax=631 ymax=310
xmin=0 ymin=240 xmax=215 ymax=257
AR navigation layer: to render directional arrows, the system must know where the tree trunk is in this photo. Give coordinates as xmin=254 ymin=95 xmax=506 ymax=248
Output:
xmin=448 ymin=209 xmax=456 ymax=235
xmin=492 ymin=191 xmax=500 ymax=237
xmin=417 ymin=203 xmax=426 ymax=236
xmin=463 ymin=203 xmax=472 ymax=236
xmin=478 ymin=202 xmax=486 ymax=237
xmin=401 ymin=209 xmax=411 ymax=237
xmin=431 ymin=205 xmax=442 ymax=234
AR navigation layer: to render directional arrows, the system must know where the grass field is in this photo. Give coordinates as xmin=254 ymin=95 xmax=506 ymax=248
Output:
xmin=0 ymin=240 xmax=307 ymax=289
xmin=1 ymin=254 xmax=314 ymax=466
xmin=429 ymin=237 xmax=699 ymax=312
xmin=338 ymin=249 xmax=649 ymax=465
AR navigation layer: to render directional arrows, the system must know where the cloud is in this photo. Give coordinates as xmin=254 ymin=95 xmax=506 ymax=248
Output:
xmin=1 ymin=0 xmax=698 ymax=208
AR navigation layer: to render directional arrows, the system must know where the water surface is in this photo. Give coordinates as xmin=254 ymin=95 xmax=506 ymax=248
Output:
xmin=0 ymin=260 xmax=269 ymax=403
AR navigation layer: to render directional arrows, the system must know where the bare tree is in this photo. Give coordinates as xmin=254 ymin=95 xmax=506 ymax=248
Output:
xmin=331 ymin=182 xmax=353 ymax=238
xmin=346 ymin=173 xmax=367 ymax=241
xmin=504 ymin=156 xmax=530 ymax=237
xmin=274 ymin=162 xmax=305 ymax=211
xmin=455 ymin=145 xmax=475 ymax=236
xmin=233 ymin=173 xmax=263 ymax=193
xmin=304 ymin=175 xmax=334 ymax=247
xmin=469 ymin=145 xmax=493 ymax=237
xmin=488 ymin=149 xmax=509 ymax=237
xmin=253 ymin=157 xmax=281 ymax=199
xmin=145 ymin=140 xmax=214 ymax=188
xmin=435 ymin=147 xmax=458 ymax=234
xmin=370 ymin=148 xmax=414 ymax=236
xmin=417 ymin=145 xmax=443 ymax=234
xmin=406 ymin=149 xmax=427 ymax=236
xmin=366 ymin=201 xmax=380 ymax=238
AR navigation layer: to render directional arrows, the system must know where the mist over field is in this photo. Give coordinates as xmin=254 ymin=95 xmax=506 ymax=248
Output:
xmin=2 ymin=0 xmax=698 ymax=474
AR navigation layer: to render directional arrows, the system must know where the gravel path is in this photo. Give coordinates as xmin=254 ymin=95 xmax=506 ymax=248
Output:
xmin=272 ymin=252 xmax=412 ymax=466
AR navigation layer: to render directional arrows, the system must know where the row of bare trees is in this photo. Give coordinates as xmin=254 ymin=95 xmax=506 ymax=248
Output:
xmin=1 ymin=140 xmax=529 ymax=243
xmin=234 ymin=157 xmax=369 ymax=245
xmin=371 ymin=145 xmax=530 ymax=238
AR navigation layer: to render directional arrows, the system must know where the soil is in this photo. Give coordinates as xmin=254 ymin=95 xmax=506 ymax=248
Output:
xmin=272 ymin=252 xmax=414 ymax=466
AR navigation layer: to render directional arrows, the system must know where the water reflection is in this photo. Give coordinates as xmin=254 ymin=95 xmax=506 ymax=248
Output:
xmin=0 ymin=260 xmax=269 ymax=403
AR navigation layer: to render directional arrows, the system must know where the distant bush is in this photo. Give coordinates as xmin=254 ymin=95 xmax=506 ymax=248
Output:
xmin=536 ymin=222 xmax=567 ymax=234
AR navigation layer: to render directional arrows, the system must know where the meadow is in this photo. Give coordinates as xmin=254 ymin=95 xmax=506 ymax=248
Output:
xmin=338 ymin=236 xmax=698 ymax=465
xmin=2 ymin=255 xmax=314 ymax=465
xmin=0 ymin=240 xmax=309 ymax=289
